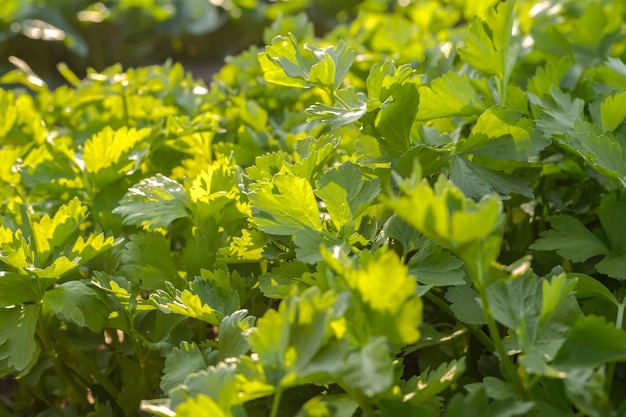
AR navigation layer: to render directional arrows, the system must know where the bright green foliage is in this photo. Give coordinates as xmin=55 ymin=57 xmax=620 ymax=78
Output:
xmin=4 ymin=1 xmax=626 ymax=416
xmin=114 ymin=174 xmax=192 ymax=231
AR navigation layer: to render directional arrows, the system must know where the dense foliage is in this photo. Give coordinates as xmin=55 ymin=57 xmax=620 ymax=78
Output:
xmin=2 ymin=0 xmax=626 ymax=416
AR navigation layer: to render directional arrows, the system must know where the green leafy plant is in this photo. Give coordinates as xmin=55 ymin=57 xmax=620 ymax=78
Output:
xmin=2 ymin=0 xmax=626 ymax=416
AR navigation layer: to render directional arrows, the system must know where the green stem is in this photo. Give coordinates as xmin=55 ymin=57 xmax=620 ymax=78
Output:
xmin=20 ymin=382 xmax=69 ymax=417
xmin=269 ymin=388 xmax=283 ymax=417
xmin=424 ymin=291 xmax=496 ymax=353
xmin=473 ymin=262 xmax=528 ymax=401
xmin=36 ymin=327 xmax=88 ymax=406
xmin=336 ymin=380 xmax=374 ymax=415
xmin=48 ymin=326 xmax=120 ymax=399
xmin=332 ymin=90 xmax=352 ymax=110
xmin=606 ymin=303 xmax=625 ymax=393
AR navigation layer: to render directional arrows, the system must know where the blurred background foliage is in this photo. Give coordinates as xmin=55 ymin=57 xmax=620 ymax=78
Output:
xmin=0 ymin=0 xmax=508 ymax=86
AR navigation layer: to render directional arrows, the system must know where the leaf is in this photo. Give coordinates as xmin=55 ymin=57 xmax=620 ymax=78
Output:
xmin=68 ymin=234 xmax=121 ymax=267
xmin=533 ymin=87 xmax=586 ymax=137
xmin=248 ymin=174 xmax=322 ymax=235
xmin=119 ymin=232 xmax=181 ymax=291
xmin=407 ymin=241 xmax=466 ymax=287
xmin=258 ymin=34 xmax=310 ymax=88
xmin=527 ymin=56 xmax=572 ymax=98
xmin=600 ymin=91 xmax=626 ymax=131
xmin=598 ymin=191 xmax=626 ymax=256
xmin=218 ymin=310 xmax=254 ymax=361
xmin=174 ymin=395 xmax=232 ymax=417
xmin=382 ymin=215 xmax=425 ymax=256
xmin=334 ymin=250 xmax=422 ymax=346
xmin=540 ymin=273 xmax=577 ymax=327
xmin=31 ymin=197 xmax=88 ymax=265
xmin=385 ymin=176 xmax=503 ymax=250
xmin=113 ymin=174 xmax=191 ymax=231
xmin=559 ymin=130 xmax=626 ymax=180
xmin=315 ymin=161 xmax=380 ymax=230
xmin=43 ymin=280 xmax=113 ymax=332
xmin=404 ymin=358 xmax=466 ymax=404
xmin=0 ymin=272 xmax=41 ymax=307
xmin=457 ymin=107 xmax=550 ymax=161
xmin=486 ymin=271 xmax=539 ymax=331
xmin=530 ymin=215 xmax=610 ymax=263
xmin=449 ymin=155 xmax=533 ymax=200
xmin=445 ymin=285 xmax=486 ymax=325
xmin=152 ymin=275 xmax=240 ymax=326
xmin=370 ymin=82 xmax=420 ymax=156
xmin=564 ymin=368 xmax=612 ymax=417
xmin=246 ymin=287 xmax=336 ymax=387
xmin=0 ymin=305 xmax=39 ymax=373
xmin=82 ymin=126 xmax=151 ymax=191
xmin=417 ymin=72 xmax=485 ymax=120
xmin=458 ymin=0 xmax=517 ymax=83
xmin=340 ymin=336 xmax=394 ymax=396
xmin=552 ymin=315 xmax=626 ymax=371
xmin=306 ymin=102 xmax=367 ymax=130
xmin=259 ymin=261 xmax=310 ymax=299
xmin=160 ymin=341 xmax=217 ymax=392
xmin=570 ymin=273 xmax=619 ymax=306
xmin=295 ymin=394 xmax=358 ymax=417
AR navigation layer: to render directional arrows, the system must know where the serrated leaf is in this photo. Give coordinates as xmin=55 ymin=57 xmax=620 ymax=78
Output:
xmin=530 ymin=215 xmax=610 ymax=262
xmin=527 ymin=56 xmax=572 ymax=98
xmin=540 ymin=273 xmax=577 ymax=327
xmin=457 ymin=107 xmax=549 ymax=161
xmin=259 ymin=261 xmax=310 ymax=299
xmin=82 ymin=126 xmax=151 ymax=191
xmin=43 ymin=280 xmax=112 ymax=332
xmin=450 ymin=155 xmax=533 ymax=200
xmin=0 ymin=305 xmax=39 ymax=372
xmin=32 ymin=198 xmax=88 ymax=265
xmin=600 ymin=91 xmax=626 ymax=131
xmin=417 ymin=72 xmax=485 ymax=120
xmin=259 ymin=34 xmax=310 ymax=88
xmin=327 ymin=250 xmax=422 ymax=346
xmin=113 ymin=174 xmax=191 ymax=231
xmin=246 ymin=288 xmax=336 ymax=387
xmin=120 ymin=232 xmax=180 ymax=291
xmin=305 ymin=102 xmax=367 ymax=130
xmin=0 ymin=272 xmax=41 ymax=307
xmin=559 ymin=130 xmax=626 ymax=180
xmin=382 ymin=215 xmax=425 ymax=256
xmin=218 ymin=310 xmax=254 ymax=361
xmin=249 ymin=174 xmax=322 ymax=235
xmin=445 ymin=285 xmax=486 ymax=325
xmin=458 ymin=0 xmax=517 ymax=84
xmin=404 ymin=358 xmax=466 ymax=404
xmin=385 ymin=176 xmax=503 ymax=250
xmin=68 ymin=234 xmax=121 ymax=267
xmin=370 ymin=82 xmax=420 ymax=156
xmin=152 ymin=282 xmax=236 ymax=327
xmin=552 ymin=315 xmax=626 ymax=371
xmin=533 ymin=87 xmax=586 ymax=137
xmin=408 ymin=241 xmax=466 ymax=287
xmin=486 ymin=271 xmax=539 ymax=331
xmin=160 ymin=341 xmax=217 ymax=392
xmin=315 ymin=161 xmax=380 ymax=230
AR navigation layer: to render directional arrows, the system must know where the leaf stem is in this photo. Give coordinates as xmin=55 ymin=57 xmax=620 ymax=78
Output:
xmin=424 ymin=291 xmax=496 ymax=353
xmin=331 ymin=90 xmax=352 ymax=111
xmin=606 ymin=302 xmax=625 ymax=393
xmin=269 ymin=388 xmax=283 ymax=417
xmin=472 ymin=260 xmax=528 ymax=401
